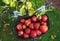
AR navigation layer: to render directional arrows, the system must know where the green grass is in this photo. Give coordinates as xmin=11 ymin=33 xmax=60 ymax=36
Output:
xmin=0 ymin=0 xmax=60 ymax=41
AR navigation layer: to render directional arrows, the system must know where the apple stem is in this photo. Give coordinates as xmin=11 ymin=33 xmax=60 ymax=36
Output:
xmin=32 ymin=38 xmax=36 ymax=41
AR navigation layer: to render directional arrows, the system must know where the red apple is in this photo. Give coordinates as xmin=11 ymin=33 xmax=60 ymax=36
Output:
xmin=25 ymin=28 xmax=31 ymax=34
xmin=41 ymin=21 xmax=47 ymax=25
xmin=29 ymin=23 xmax=34 ymax=29
xmin=31 ymin=31 xmax=37 ymax=38
xmin=23 ymin=33 xmax=29 ymax=38
xmin=23 ymin=25 xmax=26 ymax=29
xmin=35 ymin=30 xmax=42 ymax=35
xmin=31 ymin=16 xmax=36 ymax=22
xmin=25 ymin=19 xmax=31 ymax=26
xmin=42 ymin=15 xmax=48 ymax=21
xmin=20 ymin=18 xmax=25 ymax=23
xmin=37 ymin=16 xmax=41 ymax=21
xmin=34 ymin=23 xmax=40 ymax=29
xmin=39 ymin=25 xmax=48 ymax=33
xmin=18 ymin=31 xmax=23 ymax=36
xmin=16 ymin=24 xmax=23 ymax=30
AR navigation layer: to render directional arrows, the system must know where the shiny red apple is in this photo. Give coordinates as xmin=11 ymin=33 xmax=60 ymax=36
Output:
xmin=37 ymin=16 xmax=41 ymax=21
xmin=42 ymin=15 xmax=48 ymax=21
xmin=25 ymin=19 xmax=31 ymax=26
xmin=34 ymin=23 xmax=40 ymax=29
xmin=29 ymin=23 xmax=34 ymax=29
xmin=41 ymin=21 xmax=47 ymax=25
xmin=31 ymin=31 xmax=37 ymax=38
xmin=31 ymin=16 xmax=36 ymax=22
xmin=16 ymin=24 xmax=23 ymax=30
xmin=40 ymin=25 xmax=48 ymax=33
xmin=23 ymin=33 xmax=29 ymax=38
xmin=35 ymin=30 xmax=42 ymax=35
xmin=20 ymin=18 xmax=25 ymax=23
xmin=18 ymin=31 xmax=24 ymax=36
xmin=25 ymin=28 xmax=31 ymax=34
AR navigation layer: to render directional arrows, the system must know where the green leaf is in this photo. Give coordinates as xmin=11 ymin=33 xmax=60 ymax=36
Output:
xmin=26 ymin=2 xmax=32 ymax=10
xmin=9 ymin=0 xmax=12 ymax=4
xmin=13 ymin=0 xmax=16 ymax=1
xmin=9 ymin=0 xmax=17 ymax=7
xmin=36 ymin=11 xmax=46 ymax=17
xmin=29 ymin=8 xmax=35 ymax=16
xmin=10 ymin=1 xmax=16 ymax=7
xmin=0 ymin=6 xmax=3 ymax=14
xmin=20 ymin=6 xmax=25 ymax=16
xmin=2 ymin=0 xmax=10 ymax=4
xmin=40 ymin=11 xmax=46 ymax=15
xmin=20 ymin=0 xmax=26 ymax=3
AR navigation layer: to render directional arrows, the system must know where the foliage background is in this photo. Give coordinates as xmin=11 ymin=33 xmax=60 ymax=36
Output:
xmin=0 ymin=0 xmax=60 ymax=41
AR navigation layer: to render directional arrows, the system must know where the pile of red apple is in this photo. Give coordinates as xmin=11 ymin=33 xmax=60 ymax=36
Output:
xmin=16 ymin=15 xmax=49 ymax=38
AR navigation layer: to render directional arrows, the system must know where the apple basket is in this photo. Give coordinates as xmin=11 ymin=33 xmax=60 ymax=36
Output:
xmin=14 ymin=14 xmax=50 ymax=41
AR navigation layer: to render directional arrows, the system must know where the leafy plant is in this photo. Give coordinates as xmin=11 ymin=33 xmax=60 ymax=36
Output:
xmin=0 ymin=6 xmax=3 ymax=14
